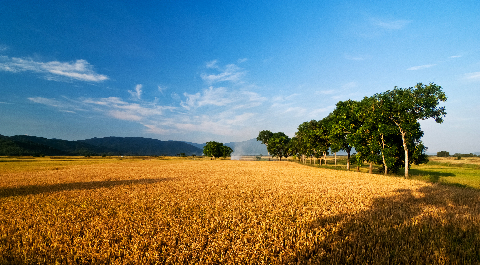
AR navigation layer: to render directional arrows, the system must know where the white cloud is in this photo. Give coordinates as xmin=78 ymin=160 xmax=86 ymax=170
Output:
xmin=316 ymin=89 xmax=336 ymax=95
xmin=344 ymin=54 xmax=367 ymax=61
xmin=370 ymin=18 xmax=411 ymax=30
xmin=449 ymin=55 xmax=462 ymax=58
xmin=82 ymin=97 xmax=170 ymax=121
xmin=342 ymin=82 xmax=357 ymax=90
xmin=128 ymin=84 xmax=143 ymax=99
xmin=28 ymin=97 xmax=81 ymax=113
xmin=407 ymin=64 xmax=436 ymax=71
xmin=158 ymin=85 xmax=166 ymax=94
xmin=181 ymin=86 xmax=233 ymax=110
xmin=0 ymin=56 xmax=108 ymax=82
xmin=109 ymin=110 xmax=142 ymax=121
xmin=464 ymin=72 xmax=480 ymax=81
xmin=143 ymin=124 xmax=170 ymax=135
xmin=205 ymin=60 xmax=219 ymax=69
xmin=201 ymin=62 xmax=245 ymax=84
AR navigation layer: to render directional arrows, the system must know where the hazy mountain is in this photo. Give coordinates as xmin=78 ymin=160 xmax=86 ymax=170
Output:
xmin=184 ymin=139 xmax=268 ymax=156
xmin=226 ymin=139 xmax=268 ymax=156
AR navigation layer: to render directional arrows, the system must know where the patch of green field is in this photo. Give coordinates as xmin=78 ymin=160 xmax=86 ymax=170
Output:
xmin=294 ymin=156 xmax=480 ymax=189
xmin=408 ymin=162 xmax=480 ymax=189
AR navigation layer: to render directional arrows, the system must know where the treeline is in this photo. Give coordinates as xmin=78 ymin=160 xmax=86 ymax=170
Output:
xmin=437 ymin=151 xmax=479 ymax=158
xmin=257 ymin=83 xmax=447 ymax=178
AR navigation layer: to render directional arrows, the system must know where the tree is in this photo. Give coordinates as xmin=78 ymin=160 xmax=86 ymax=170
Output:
xmin=374 ymin=83 xmax=446 ymax=178
xmin=266 ymin=132 xmax=291 ymax=161
xmin=203 ymin=141 xmax=223 ymax=159
xmin=257 ymin=130 xmax=273 ymax=154
xmin=296 ymin=119 xmax=330 ymax=165
xmin=437 ymin=151 xmax=450 ymax=157
xmin=221 ymin=145 xmax=233 ymax=158
xmin=328 ymin=100 xmax=361 ymax=171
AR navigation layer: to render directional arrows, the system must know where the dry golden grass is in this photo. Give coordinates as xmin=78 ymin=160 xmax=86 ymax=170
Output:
xmin=430 ymin=156 xmax=480 ymax=166
xmin=1 ymin=159 xmax=479 ymax=264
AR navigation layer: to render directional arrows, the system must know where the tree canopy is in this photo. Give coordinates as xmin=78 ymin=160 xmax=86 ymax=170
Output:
xmin=203 ymin=141 xmax=234 ymax=159
xmin=257 ymin=82 xmax=446 ymax=177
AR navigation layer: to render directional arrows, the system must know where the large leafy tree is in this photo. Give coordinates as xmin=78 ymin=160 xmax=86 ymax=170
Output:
xmin=203 ymin=141 xmax=224 ymax=159
xmin=295 ymin=121 xmax=315 ymax=163
xmin=328 ymin=100 xmax=361 ymax=170
xmin=374 ymin=83 xmax=446 ymax=178
xmin=354 ymin=96 xmax=402 ymax=174
xmin=266 ymin=132 xmax=291 ymax=161
xmin=221 ymin=145 xmax=234 ymax=158
xmin=256 ymin=130 xmax=274 ymax=155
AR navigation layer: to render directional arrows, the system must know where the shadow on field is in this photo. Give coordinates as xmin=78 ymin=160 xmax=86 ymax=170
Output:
xmin=408 ymin=168 xmax=456 ymax=183
xmin=0 ymin=178 xmax=173 ymax=198
xmin=301 ymin=184 xmax=480 ymax=264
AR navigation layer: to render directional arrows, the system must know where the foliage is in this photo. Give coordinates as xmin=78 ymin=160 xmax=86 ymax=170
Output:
xmin=221 ymin=145 xmax=234 ymax=158
xmin=256 ymin=130 xmax=273 ymax=147
xmin=203 ymin=141 xmax=223 ymax=159
xmin=260 ymin=82 xmax=446 ymax=177
xmin=327 ymin=100 xmax=361 ymax=170
xmin=453 ymin=153 xmax=478 ymax=157
xmin=202 ymin=141 xmax=234 ymax=159
xmin=437 ymin=151 xmax=450 ymax=157
xmin=373 ymin=83 xmax=446 ymax=177
xmin=266 ymin=132 xmax=291 ymax=161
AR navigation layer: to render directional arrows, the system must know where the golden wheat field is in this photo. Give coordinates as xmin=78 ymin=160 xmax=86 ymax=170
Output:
xmin=1 ymin=159 xmax=480 ymax=264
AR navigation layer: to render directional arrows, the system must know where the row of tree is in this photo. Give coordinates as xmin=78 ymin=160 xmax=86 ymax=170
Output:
xmin=257 ymin=83 xmax=447 ymax=178
xmin=203 ymin=141 xmax=234 ymax=159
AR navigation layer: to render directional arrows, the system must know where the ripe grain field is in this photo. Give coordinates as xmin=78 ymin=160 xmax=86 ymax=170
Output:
xmin=1 ymin=159 xmax=479 ymax=264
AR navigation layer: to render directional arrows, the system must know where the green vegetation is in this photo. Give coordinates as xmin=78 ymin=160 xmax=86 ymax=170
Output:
xmin=408 ymin=160 xmax=480 ymax=189
xmin=298 ymin=155 xmax=480 ymax=190
xmin=258 ymin=82 xmax=447 ymax=178
xmin=202 ymin=141 xmax=234 ymax=159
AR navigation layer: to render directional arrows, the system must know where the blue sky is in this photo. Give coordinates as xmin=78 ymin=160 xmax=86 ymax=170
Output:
xmin=1 ymin=1 xmax=480 ymax=153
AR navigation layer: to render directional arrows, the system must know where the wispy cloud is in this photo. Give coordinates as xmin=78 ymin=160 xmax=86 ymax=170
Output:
xmin=344 ymin=54 xmax=367 ymax=61
xmin=0 ymin=56 xmax=108 ymax=82
xmin=201 ymin=61 xmax=246 ymax=84
xmin=449 ymin=55 xmax=462 ymax=58
xmin=157 ymin=85 xmax=166 ymax=94
xmin=316 ymin=89 xmax=336 ymax=95
xmin=128 ymin=84 xmax=143 ymax=100
xmin=342 ymin=81 xmax=357 ymax=90
xmin=370 ymin=18 xmax=411 ymax=30
xmin=83 ymin=97 xmax=172 ymax=121
xmin=407 ymin=64 xmax=436 ymax=71
xmin=181 ymin=86 xmax=232 ymax=110
xmin=464 ymin=71 xmax=480 ymax=81
xmin=28 ymin=97 xmax=82 ymax=113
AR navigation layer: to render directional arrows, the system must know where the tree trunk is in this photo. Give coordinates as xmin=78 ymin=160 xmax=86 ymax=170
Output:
xmin=347 ymin=151 xmax=350 ymax=171
xmin=369 ymin=162 xmax=373 ymax=174
xmin=381 ymin=134 xmax=388 ymax=175
xmin=335 ymin=153 xmax=337 ymax=166
xmin=399 ymin=128 xmax=409 ymax=178
xmin=393 ymin=121 xmax=409 ymax=178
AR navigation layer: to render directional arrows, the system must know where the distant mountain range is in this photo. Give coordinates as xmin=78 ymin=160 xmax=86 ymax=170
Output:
xmin=0 ymin=135 xmax=203 ymax=156
xmin=0 ymin=135 xmax=269 ymax=157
